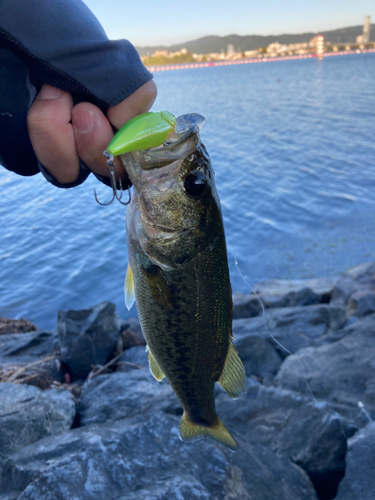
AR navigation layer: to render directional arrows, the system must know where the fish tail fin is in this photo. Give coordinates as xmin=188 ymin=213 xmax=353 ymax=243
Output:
xmin=179 ymin=412 xmax=237 ymax=451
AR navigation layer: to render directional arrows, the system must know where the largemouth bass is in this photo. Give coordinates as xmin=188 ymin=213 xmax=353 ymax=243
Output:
xmin=122 ymin=115 xmax=246 ymax=450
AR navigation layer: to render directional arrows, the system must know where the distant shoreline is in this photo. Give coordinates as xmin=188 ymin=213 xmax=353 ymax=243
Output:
xmin=147 ymin=48 xmax=375 ymax=72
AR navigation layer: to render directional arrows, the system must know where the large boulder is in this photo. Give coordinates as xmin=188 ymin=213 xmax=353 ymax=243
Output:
xmin=233 ymin=304 xmax=331 ymax=361
xmin=78 ymin=370 xmax=180 ymax=427
xmin=335 ymin=421 xmax=375 ymax=500
xmin=253 ymin=277 xmax=336 ymax=307
xmin=0 ymin=383 xmax=75 ymax=471
xmin=329 ymin=262 xmax=375 ymax=329
xmin=216 ymin=381 xmax=358 ymax=500
xmin=58 ymin=302 xmax=121 ymax=379
xmin=232 ymin=292 xmax=262 ymax=319
xmin=0 ymin=331 xmax=61 ymax=388
xmin=275 ymin=313 xmax=375 ymax=417
xmin=233 ymin=329 xmax=283 ymax=384
xmin=0 ymin=412 xmax=317 ymax=500
xmin=0 ymin=330 xmax=58 ymax=364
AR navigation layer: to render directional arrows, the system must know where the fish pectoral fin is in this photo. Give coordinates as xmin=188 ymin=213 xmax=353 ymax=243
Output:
xmin=140 ymin=264 xmax=173 ymax=311
xmin=218 ymin=341 xmax=247 ymax=399
xmin=179 ymin=413 xmax=237 ymax=451
xmin=124 ymin=263 xmax=135 ymax=310
xmin=146 ymin=345 xmax=165 ymax=382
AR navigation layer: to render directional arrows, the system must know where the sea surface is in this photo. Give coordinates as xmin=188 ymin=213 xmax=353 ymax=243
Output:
xmin=1 ymin=53 xmax=375 ymax=330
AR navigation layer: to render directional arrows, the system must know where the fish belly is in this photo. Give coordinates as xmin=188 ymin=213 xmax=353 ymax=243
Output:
xmin=129 ymin=237 xmax=231 ymax=427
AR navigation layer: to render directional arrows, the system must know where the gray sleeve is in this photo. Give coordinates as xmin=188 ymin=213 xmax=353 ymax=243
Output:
xmin=0 ymin=0 xmax=152 ymax=186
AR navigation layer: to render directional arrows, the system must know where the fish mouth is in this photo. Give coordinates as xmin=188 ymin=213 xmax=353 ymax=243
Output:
xmin=121 ymin=126 xmax=199 ymax=177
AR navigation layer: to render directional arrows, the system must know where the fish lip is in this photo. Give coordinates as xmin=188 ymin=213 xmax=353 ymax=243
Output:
xmin=121 ymin=126 xmax=199 ymax=175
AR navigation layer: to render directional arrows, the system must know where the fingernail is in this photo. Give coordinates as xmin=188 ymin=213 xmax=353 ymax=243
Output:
xmin=72 ymin=109 xmax=95 ymax=133
xmin=37 ymin=84 xmax=63 ymax=100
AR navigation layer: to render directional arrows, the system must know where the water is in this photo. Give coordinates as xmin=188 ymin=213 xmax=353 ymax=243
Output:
xmin=1 ymin=53 xmax=375 ymax=330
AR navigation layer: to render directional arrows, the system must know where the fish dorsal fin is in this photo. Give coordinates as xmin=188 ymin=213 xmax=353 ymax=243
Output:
xmin=124 ymin=263 xmax=135 ymax=310
xmin=218 ymin=341 xmax=247 ymax=399
xmin=179 ymin=413 xmax=237 ymax=451
xmin=146 ymin=345 xmax=165 ymax=381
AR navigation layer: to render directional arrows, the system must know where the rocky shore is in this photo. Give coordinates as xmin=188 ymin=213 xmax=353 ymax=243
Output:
xmin=0 ymin=262 xmax=374 ymax=500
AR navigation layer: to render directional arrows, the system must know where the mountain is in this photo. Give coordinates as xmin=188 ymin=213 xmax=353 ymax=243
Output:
xmin=135 ymin=24 xmax=374 ymax=56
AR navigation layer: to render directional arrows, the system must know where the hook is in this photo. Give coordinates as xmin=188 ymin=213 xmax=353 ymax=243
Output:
xmin=94 ymin=151 xmax=131 ymax=206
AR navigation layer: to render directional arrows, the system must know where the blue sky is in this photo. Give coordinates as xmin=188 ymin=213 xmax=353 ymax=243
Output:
xmin=83 ymin=0 xmax=375 ymax=46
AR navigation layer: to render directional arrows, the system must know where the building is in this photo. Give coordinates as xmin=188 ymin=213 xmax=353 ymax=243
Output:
xmin=363 ymin=15 xmax=371 ymax=43
xmin=227 ymin=44 xmax=235 ymax=55
xmin=316 ymin=35 xmax=324 ymax=58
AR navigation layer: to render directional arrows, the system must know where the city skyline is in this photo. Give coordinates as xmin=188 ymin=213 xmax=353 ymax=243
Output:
xmin=83 ymin=0 xmax=375 ymax=46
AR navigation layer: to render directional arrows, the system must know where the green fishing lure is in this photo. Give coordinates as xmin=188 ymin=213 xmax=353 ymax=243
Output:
xmin=106 ymin=110 xmax=177 ymax=156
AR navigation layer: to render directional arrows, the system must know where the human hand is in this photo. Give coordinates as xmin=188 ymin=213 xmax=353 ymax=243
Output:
xmin=27 ymin=80 xmax=157 ymax=186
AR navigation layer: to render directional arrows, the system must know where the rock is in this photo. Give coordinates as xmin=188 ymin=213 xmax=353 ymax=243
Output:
xmin=0 ymin=331 xmax=59 ymax=364
xmin=233 ymin=332 xmax=283 ymax=384
xmin=0 ymin=318 xmax=37 ymax=336
xmin=216 ymin=381 xmax=357 ymax=500
xmin=253 ymin=278 xmax=336 ymax=306
xmin=329 ymin=262 xmax=375 ymax=328
xmin=78 ymin=370 xmax=180 ymax=426
xmin=233 ymin=304 xmax=330 ymax=360
xmin=119 ymin=317 xmax=145 ymax=349
xmin=345 ymin=261 xmax=375 ymax=285
xmin=0 ymin=331 xmax=62 ymax=387
xmin=275 ymin=314 xmax=375 ymax=417
xmin=0 ymin=383 xmax=75 ymax=471
xmin=0 ymin=412 xmax=317 ymax=500
xmin=232 ymin=292 xmax=262 ymax=319
xmin=335 ymin=422 xmax=375 ymax=500
xmin=347 ymin=289 xmax=375 ymax=317
xmin=118 ymin=345 xmax=148 ymax=370
xmin=58 ymin=302 xmax=121 ymax=379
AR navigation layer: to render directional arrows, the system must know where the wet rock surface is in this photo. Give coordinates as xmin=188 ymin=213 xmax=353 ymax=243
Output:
xmin=0 ymin=383 xmax=75 ymax=469
xmin=0 ymin=262 xmax=374 ymax=499
xmin=58 ymin=301 xmax=121 ymax=379
xmin=335 ymin=421 xmax=375 ymax=500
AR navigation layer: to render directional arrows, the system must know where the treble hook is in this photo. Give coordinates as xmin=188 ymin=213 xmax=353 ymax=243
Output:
xmin=94 ymin=151 xmax=131 ymax=206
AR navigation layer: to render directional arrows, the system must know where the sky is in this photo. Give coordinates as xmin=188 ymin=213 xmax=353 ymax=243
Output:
xmin=83 ymin=0 xmax=375 ymax=47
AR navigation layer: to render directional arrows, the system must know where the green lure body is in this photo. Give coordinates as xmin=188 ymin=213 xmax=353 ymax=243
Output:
xmin=106 ymin=111 xmax=176 ymax=156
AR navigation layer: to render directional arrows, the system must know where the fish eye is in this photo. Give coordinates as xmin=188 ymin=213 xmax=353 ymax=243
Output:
xmin=183 ymin=170 xmax=207 ymax=199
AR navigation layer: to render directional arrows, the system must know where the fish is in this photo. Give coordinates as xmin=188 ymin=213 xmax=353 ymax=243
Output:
xmin=121 ymin=115 xmax=246 ymax=450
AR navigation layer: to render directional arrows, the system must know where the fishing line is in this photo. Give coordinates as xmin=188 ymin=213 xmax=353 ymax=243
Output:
xmin=227 ymin=244 xmax=368 ymax=435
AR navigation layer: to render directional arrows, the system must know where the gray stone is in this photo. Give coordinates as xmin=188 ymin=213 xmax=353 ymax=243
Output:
xmin=253 ymin=277 xmax=336 ymax=306
xmin=0 ymin=412 xmax=317 ymax=500
xmin=233 ymin=333 xmax=283 ymax=384
xmin=345 ymin=261 xmax=375 ymax=286
xmin=335 ymin=422 xmax=375 ymax=500
xmin=232 ymin=292 xmax=261 ymax=319
xmin=275 ymin=314 xmax=375 ymax=417
xmin=78 ymin=370 xmax=180 ymax=426
xmin=118 ymin=317 xmax=145 ymax=350
xmin=118 ymin=345 xmax=148 ymax=368
xmin=216 ymin=381 xmax=357 ymax=500
xmin=347 ymin=289 xmax=375 ymax=317
xmin=58 ymin=302 xmax=121 ymax=379
xmin=233 ymin=304 xmax=330 ymax=360
xmin=0 ymin=331 xmax=58 ymax=364
xmin=0 ymin=383 xmax=75 ymax=470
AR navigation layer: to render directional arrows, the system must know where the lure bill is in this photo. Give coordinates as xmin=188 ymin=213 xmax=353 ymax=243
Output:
xmin=120 ymin=114 xmax=246 ymax=450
